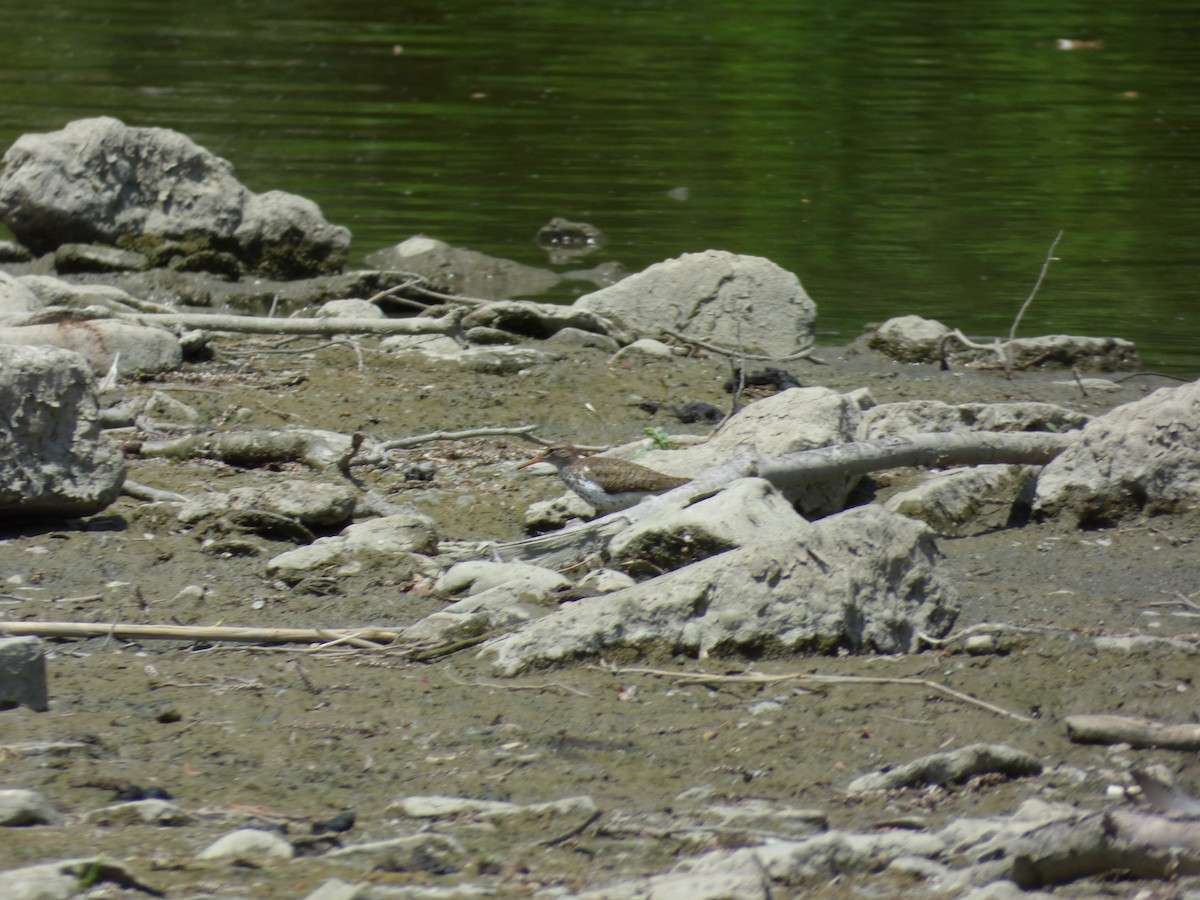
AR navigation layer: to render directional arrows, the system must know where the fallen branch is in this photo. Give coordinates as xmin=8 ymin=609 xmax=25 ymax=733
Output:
xmin=1065 ymin=714 xmax=1200 ymax=750
xmin=497 ymin=431 xmax=1077 ymax=564
xmin=116 ymin=310 xmax=464 ymax=336
xmin=380 ymin=424 xmax=541 ymax=451
xmin=0 ymin=620 xmax=399 ymax=647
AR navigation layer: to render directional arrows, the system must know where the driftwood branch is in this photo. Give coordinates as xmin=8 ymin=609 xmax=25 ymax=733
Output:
xmin=497 ymin=431 xmax=1078 ymax=564
xmin=116 ymin=310 xmax=464 ymax=336
xmin=1065 ymin=713 xmax=1200 ymax=750
xmin=0 ymin=620 xmax=399 ymax=647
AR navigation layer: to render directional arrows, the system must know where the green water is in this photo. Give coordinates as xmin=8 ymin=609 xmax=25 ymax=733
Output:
xmin=2 ymin=0 xmax=1198 ymax=374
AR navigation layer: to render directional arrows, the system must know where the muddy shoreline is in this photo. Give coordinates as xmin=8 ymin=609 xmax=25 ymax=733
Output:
xmin=2 ymin=331 xmax=1199 ymax=897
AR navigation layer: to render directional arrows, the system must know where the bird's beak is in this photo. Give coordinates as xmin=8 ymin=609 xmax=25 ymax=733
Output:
xmin=517 ymin=452 xmax=548 ymax=470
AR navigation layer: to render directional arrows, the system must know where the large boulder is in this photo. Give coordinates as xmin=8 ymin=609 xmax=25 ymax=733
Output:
xmin=0 ymin=117 xmax=349 ymax=278
xmin=485 ymin=506 xmax=958 ymax=674
xmin=0 ymin=344 xmax=126 ymax=518
xmin=1034 ymin=380 xmax=1200 ymax=525
xmin=573 ymin=250 xmax=816 ymax=358
xmin=0 ymin=319 xmax=182 ymax=375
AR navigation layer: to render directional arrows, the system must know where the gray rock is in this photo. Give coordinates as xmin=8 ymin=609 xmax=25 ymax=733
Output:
xmin=325 ymin=832 xmax=465 ymax=873
xmin=197 ymin=826 xmax=294 ymax=862
xmin=611 ymin=337 xmax=674 ymax=360
xmin=460 ymin=298 xmax=614 ymax=339
xmin=885 ymin=465 xmax=1040 ymax=534
xmin=390 ymin=794 xmax=599 ymax=842
xmin=646 ymin=386 xmax=864 ymax=518
xmin=267 ymin=513 xmax=438 ymax=580
xmin=574 ymin=249 xmax=816 ymax=358
xmin=1034 ymin=379 xmax=1200 ymax=524
xmin=0 ymin=240 xmax=32 ymax=263
xmin=177 ymin=479 xmax=359 ymax=528
xmin=316 ymin=298 xmax=384 ymax=319
xmin=486 ymin=506 xmax=958 ymax=674
xmin=0 ymin=117 xmax=349 ymax=277
xmin=577 ymin=568 xmax=637 ymax=593
xmin=18 ymin=274 xmax=147 ymax=314
xmin=867 ymin=315 xmax=952 ymax=363
xmin=83 ymin=798 xmax=191 ymax=826
xmin=0 ymin=857 xmax=152 ymax=899
xmin=0 ymin=787 xmax=60 ymax=825
xmin=542 ymin=326 xmax=621 ymax=353
xmin=402 ymin=588 xmax=549 ymax=644
xmin=0 ymin=272 xmax=42 ymax=323
xmin=0 ymin=319 xmax=182 ymax=375
xmin=0 ymin=343 xmax=126 ymax=519
xmin=0 ymin=636 xmax=48 ymax=712
xmin=858 ymin=400 xmax=1089 ymax=440
xmin=608 ymin=477 xmax=811 ymax=571
xmin=846 ymin=743 xmax=1043 ymax=794
xmin=53 ymin=242 xmax=149 ymax=273
xmin=366 ymin=235 xmax=559 ymax=299
xmin=998 ymin=334 xmax=1139 ymax=372
xmin=380 ymin=333 xmax=462 ymax=355
xmin=436 ymin=560 xmax=570 ymax=598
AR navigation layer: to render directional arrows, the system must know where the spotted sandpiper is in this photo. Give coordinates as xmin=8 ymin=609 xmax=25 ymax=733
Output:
xmin=519 ymin=443 xmax=690 ymax=514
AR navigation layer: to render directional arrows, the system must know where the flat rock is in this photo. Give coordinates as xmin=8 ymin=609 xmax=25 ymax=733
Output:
xmin=177 ymin=479 xmax=359 ymax=528
xmin=197 ymin=827 xmax=294 ymax=862
xmin=267 ymin=513 xmax=437 ymax=580
xmin=845 ymin=743 xmax=1043 ymax=794
xmin=365 ymin=236 xmax=559 ymax=300
xmin=858 ymin=400 xmax=1089 ymax=439
xmin=435 ymin=560 xmax=570 ymax=598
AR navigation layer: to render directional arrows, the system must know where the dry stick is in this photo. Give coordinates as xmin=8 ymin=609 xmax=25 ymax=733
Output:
xmin=115 ymin=310 xmax=464 ymax=336
xmin=603 ymin=665 xmax=1035 ymax=723
xmin=1009 ymin=230 xmax=1064 ymax=342
xmin=0 ymin=621 xmax=399 ymax=647
xmin=380 ymin=424 xmax=541 ymax=450
xmin=494 ymin=431 xmax=1077 ymax=565
xmin=1065 ymin=714 xmax=1200 ymax=751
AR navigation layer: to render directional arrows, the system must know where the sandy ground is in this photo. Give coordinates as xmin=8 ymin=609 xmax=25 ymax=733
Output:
xmin=2 ymin=333 xmax=1198 ymax=897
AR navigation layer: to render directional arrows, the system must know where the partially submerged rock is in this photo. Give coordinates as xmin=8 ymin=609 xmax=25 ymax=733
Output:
xmin=1034 ymin=379 xmax=1200 ymax=525
xmin=867 ymin=315 xmax=1140 ymax=371
xmin=0 ymin=117 xmax=349 ymax=278
xmin=365 ymin=235 xmax=560 ymax=300
xmin=574 ymin=249 xmax=817 ymax=358
xmin=0 ymin=343 xmax=126 ymax=519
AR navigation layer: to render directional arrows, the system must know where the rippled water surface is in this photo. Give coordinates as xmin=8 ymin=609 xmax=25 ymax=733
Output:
xmin=2 ymin=1 xmax=1198 ymax=373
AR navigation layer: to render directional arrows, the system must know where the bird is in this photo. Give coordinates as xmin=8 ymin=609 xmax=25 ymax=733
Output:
xmin=519 ymin=443 xmax=690 ymax=514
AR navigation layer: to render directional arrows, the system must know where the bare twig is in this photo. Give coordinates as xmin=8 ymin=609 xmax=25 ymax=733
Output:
xmin=380 ymin=424 xmax=541 ymax=450
xmin=597 ymin=664 xmax=1035 ymax=722
xmin=1009 ymin=230 xmax=1064 ymax=342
